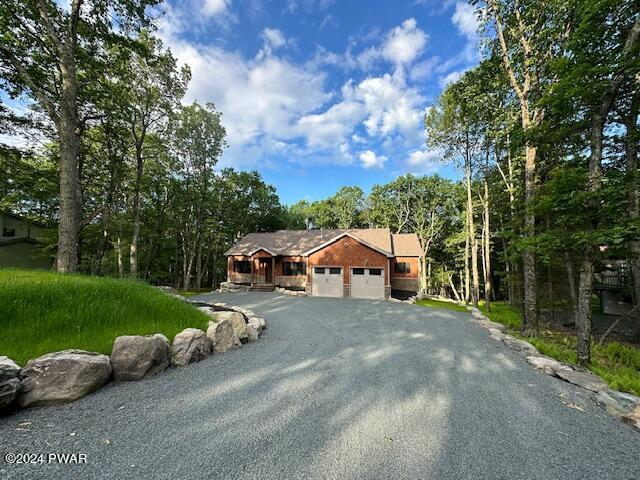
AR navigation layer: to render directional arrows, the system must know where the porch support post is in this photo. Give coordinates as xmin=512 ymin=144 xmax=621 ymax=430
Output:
xmin=272 ymin=256 xmax=275 ymax=284
xmin=251 ymin=255 xmax=255 ymax=285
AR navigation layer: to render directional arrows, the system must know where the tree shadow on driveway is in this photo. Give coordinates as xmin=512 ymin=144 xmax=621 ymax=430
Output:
xmin=1 ymin=293 xmax=638 ymax=480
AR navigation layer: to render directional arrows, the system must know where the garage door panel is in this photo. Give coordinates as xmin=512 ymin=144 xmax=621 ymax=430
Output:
xmin=350 ymin=268 xmax=385 ymax=299
xmin=312 ymin=267 xmax=343 ymax=297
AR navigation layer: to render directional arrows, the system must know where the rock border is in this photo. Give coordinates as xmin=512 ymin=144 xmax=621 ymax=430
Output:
xmin=0 ymin=297 xmax=268 ymax=417
xmin=469 ymin=307 xmax=640 ymax=431
xmin=274 ymin=287 xmax=307 ymax=297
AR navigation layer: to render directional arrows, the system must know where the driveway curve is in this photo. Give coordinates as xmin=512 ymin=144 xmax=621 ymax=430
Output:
xmin=1 ymin=292 xmax=638 ymax=479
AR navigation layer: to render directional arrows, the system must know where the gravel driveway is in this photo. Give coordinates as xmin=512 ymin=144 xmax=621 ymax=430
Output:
xmin=1 ymin=292 xmax=639 ymax=479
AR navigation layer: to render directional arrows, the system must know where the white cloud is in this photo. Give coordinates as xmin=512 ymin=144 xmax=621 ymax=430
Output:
xmin=296 ymin=99 xmax=366 ymax=147
xmin=409 ymin=56 xmax=439 ymax=82
xmin=256 ymin=28 xmax=290 ymax=60
xmin=407 ymin=149 xmax=441 ymax=172
xmin=439 ymin=69 xmax=465 ymax=88
xmin=351 ymin=72 xmax=424 ymax=141
xmin=452 ymin=2 xmax=479 ymax=39
xmin=263 ymin=28 xmax=286 ymax=49
xmin=381 ymin=18 xmax=428 ymax=66
xmin=359 ymin=150 xmax=387 ymax=169
xmin=157 ymin=13 xmax=431 ymax=170
xmin=201 ymin=0 xmax=232 ymax=17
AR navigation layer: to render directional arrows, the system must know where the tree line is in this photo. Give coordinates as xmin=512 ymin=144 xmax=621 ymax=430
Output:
xmin=286 ymin=0 xmax=640 ymax=364
xmin=0 ymin=1 xmax=287 ymax=289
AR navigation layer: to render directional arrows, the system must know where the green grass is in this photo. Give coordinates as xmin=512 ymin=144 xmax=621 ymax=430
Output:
xmin=415 ymin=298 xmax=469 ymax=312
xmin=0 ymin=269 xmax=211 ymax=365
xmin=178 ymin=289 xmax=211 ymax=297
xmin=481 ymin=301 xmax=640 ymax=396
xmin=481 ymin=302 xmax=523 ymax=330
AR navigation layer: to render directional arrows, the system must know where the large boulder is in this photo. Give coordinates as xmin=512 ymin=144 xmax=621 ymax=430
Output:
xmin=554 ymin=368 xmax=608 ymax=393
xmin=488 ymin=328 xmax=505 ymax=341
xmin=219 ymin=282 xmax=250 ymax=292
xmin=111 ymin=334 xmax=171 ymax=381
xmin=246 ymin=325 xmax=260 ymax=342
xmin=155 ymin=286 xmax=185 ymax=300
xmin=18 ymin=350 xmax=111 ymax=408
xmin=215 ymin=311 xmax=248 ymax=342
xmin=526 ymin=355 xmax=573 ymax=376
xmin=171 ymin=328 xmax=212 ymax=366
xmin=206 ymin=319 xmax=241 ymax=353
xmin=501 ymin=334 xmax=539 ymax=356
xmin=478 ymin=319 xmax=506 ymax=333
xmin=594 ymin=390 xmax=640 ymax=430
xmin=247 ymin=316 xmax=266 ymax=333
xmin=0 ymin=356 xmax=21 ymax=412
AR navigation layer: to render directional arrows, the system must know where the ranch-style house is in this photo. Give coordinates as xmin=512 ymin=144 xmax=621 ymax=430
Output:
xmin=225 ymin=228 xmax=422 ymax=299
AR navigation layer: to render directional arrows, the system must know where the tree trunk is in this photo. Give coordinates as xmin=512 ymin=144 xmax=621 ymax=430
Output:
xmin=449 ymin=272 xmax=461 ymax=302
xmin=483 ymin=173 xmax=492 ymax=312
xmin=565 ymin=250 xmax=578 ymax=314
xmin=465 ymin=144 xmax=479 ymax=307
xmin=576 ymin=257 xmax=594 ymax=365
xmin=56 ymin=50 xmax=80 ymax=273
xmin=522 ymin=142 xmax=538 ymax=332
xmin=116 ymin=223 xmax=124 ymax=278
xmin=464 ymin=230 xmax=470 ymax=304
xmin=129 ymin=143 xmax=143 ymax=277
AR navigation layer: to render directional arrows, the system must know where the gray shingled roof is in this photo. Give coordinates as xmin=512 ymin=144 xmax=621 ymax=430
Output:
xmin=226 ymin=228 xmax=421 ymax=257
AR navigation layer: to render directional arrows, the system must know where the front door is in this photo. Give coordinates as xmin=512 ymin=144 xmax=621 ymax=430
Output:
xmin=257 ymin=258 xmax=273 ymax=284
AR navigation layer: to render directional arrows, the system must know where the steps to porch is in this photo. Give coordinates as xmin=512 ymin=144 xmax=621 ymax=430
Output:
xmin=250 ymin=284 xmax=275 ymax=292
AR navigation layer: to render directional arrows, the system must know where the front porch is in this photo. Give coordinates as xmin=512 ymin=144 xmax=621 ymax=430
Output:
xmin=228 ymin=250 xmax=276 ymax=289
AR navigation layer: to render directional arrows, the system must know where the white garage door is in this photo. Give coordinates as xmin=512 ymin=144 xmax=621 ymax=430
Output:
xmin=350 ymin=267 xmax=385 ymax=299
xmin=312 ymin=267 xmax=343 ymax=297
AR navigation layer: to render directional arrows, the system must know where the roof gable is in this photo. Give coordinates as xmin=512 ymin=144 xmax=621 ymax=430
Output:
xmin=303 ymin=232 xmax=394 ymax=258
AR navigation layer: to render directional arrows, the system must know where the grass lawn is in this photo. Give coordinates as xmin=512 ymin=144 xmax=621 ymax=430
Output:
xmin=415 ymin=298 xmax=469 ymax=312
xmin=0 ymin=269 xmax=211 ymax=366
xmin=481 ymin=301 xmax=640 ymax=396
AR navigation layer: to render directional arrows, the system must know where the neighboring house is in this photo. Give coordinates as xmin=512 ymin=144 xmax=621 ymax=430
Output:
xmin=225 ymin=228 xmax=422 ymax=299
xmin=0 ymin=212 xmax=52 ymax=269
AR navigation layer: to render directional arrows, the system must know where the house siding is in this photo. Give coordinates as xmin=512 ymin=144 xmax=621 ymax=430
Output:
xmin=275 ymin=255 xmax=307 ymax=289
xmin=307 ymin=236 xmax=390 ymax=298
xmin=228 ymin=255 xmax=252 ymax=284
xmin=390 ymin=256 xmax=420 ymax=292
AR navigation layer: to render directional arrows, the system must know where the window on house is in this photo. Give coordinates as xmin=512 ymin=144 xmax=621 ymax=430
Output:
xmin=233 ymin=261 xmax=251 ymax=274
xmin=352 ymin=268 xmax=365 ymax=275
xmin=2 ymin=228 xmax=15 ymax=237
xmin=369 ymin=268 xmax=382 ymax=276
xmin=394 ymin=262 xmax=410 ymax=274
xmin=314 ymin=267 xmax=325 ymax=274
xmin=283 ymin=262 xmax=306 ymax=276
xmin=329 ymin=267 xmax=341 ymax=275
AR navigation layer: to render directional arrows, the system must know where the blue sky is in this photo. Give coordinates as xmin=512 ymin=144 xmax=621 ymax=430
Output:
xmin=157 ymin=0 xmax=481 ymax=204
xmin=3 ymin=0 xmax=480 ymax=205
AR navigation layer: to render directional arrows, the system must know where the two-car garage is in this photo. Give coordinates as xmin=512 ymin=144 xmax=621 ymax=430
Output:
xmin=311 ymin=266 xmax=385 ymax=299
